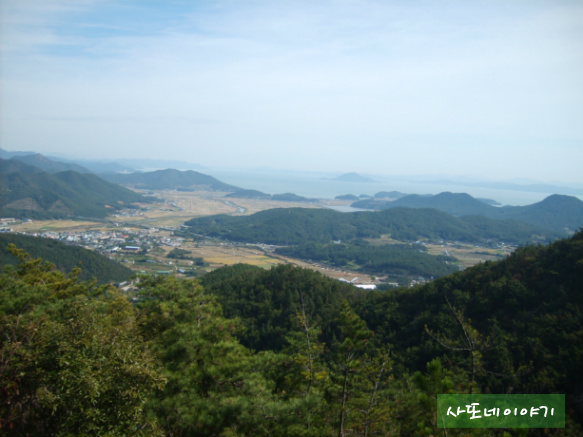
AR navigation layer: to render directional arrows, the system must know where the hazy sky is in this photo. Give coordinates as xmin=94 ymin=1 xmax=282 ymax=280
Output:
xmin=1 ymin=0 xmax=582 ymax=182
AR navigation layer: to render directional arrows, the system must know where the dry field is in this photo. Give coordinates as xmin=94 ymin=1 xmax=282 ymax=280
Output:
xmin=425 ymin=243 xmax=509 ymax=269
xmin=11 ymin=219 xmax=113 ymax=233
xmin=117 ymin=190 xmax=327 ymax=228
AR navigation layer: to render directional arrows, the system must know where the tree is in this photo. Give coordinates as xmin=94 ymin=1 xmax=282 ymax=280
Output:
xmin=0 ymin=245 xmax=164 ymax=436
xmin=135 ymin=275 xmax=280 ymax=436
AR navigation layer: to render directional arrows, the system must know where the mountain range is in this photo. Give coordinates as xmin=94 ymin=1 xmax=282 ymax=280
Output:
xmin=352 ymin=191 xmax=583 ymax=233
xmin=0 ymin=159 xmax=153 ymax=219
xmin=2 ymin=149 xmax=582 ymax=237
xmin=1 ymin=152 xmax=92 ymax=174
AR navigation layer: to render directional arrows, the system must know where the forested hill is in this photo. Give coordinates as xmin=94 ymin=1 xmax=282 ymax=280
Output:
xmin=0 ymin=161 xmax=153 ymax=219
xmin=181 ymin=206 xmax=564 ymax=245
xmin=1 ymin=228 xmax=581 ymax=434
xmin=100 ymin=168 xmax=240 ymax=191
xmin=200 ymin=231 xmax=583 ymax=430
xmin=352 ymin=192 xmax=583 ymax=233
xmin=0 ymin=233 xmax=134 ymax=283
xmin=354 ymin=229 xmax=583 ymax=426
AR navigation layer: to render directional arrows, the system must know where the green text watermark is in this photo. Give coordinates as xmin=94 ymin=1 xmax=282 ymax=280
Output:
xmin=437 ymin=394 xmax=564 ymax=428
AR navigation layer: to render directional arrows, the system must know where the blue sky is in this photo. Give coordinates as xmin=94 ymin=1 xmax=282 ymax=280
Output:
xmin=1 ymin=0 xmax=582 ymax=183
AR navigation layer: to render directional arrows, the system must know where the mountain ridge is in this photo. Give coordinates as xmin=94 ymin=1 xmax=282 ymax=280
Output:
xmin=1 ymin=159 xmax=154 ymax=219
xmin=99 ymin=168 xmax=240 ymax=191
xmin=352 ymin=191 xmax=583 ymax=233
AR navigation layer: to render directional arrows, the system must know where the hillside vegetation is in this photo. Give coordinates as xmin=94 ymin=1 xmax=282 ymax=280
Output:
xmin=100 ymin=168 xmax=240 ymax=191
xmin=1 ymin=231 xmax=580 ymax=435
xmin=1 ymin=159 xmax=153 ymax=219
xmin=353 ymin=192 xmax=583 ymax=233
xmin=275 ymin=241 xmax=460 ymax=281
xmin=182 ymin=206 xmax=563 ymax=245
xmin=0 ymin=233 xmax=134 ymax=283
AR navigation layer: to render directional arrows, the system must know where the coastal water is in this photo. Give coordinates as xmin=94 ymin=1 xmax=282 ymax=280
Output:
xmin=210 ymin=169 xmax=581 ymax=207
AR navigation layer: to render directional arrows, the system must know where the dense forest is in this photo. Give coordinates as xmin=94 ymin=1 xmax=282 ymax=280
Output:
xmin=181 ymin=207 xmax=563 ymax=246
xmin=0 ymin=233 xmax=134 ymax=283
xmin=1 ymin=231 xmax=581 ymax=436
xmin=275 ymin=241 xmax=459 ymax=282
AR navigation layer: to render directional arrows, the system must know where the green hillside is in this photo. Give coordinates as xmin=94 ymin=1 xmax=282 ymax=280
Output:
xmin=0 ymin=233 xmax=133 ymax=283
xmin=0 ymin=165 xmax=153 ymax=219
xmin=8 ymin=153 xmax=91 ymax=173
xmin=353 ymin=192 xmax=583 ymax=233
xmin=354 ymin=229 xmax=583 ymax=429
xmin=226 ymin=189 xmax=318 ymax=202
xmin=100 ymin=168 xmax=240 ymax=191
xmin=182 ymin=206 xmax=563 ymax=245
xmin=0 ymin=158 xmax=43 ymax=174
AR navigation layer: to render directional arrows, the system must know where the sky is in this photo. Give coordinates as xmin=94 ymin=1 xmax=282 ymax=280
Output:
xmin=1 ymin=0 xmax=582 ymax=183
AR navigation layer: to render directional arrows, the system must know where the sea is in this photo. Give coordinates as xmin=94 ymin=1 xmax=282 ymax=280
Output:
xmin=209 ymin=169 xmax=583 ymax=208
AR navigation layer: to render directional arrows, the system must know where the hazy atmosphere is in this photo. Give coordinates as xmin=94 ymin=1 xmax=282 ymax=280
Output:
xmin=1 ymin=0 xmax=582 ymax=183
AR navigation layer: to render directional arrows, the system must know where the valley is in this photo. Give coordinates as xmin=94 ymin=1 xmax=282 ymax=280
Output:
xmin=5 ymin=188 xmax=513 ymax=286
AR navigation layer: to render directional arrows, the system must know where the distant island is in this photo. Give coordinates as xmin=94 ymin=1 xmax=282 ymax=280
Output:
xmin=328 ymin=172 xmax=377 ymax=183
xmin=226 ymin=190 xmax=318 ymax=203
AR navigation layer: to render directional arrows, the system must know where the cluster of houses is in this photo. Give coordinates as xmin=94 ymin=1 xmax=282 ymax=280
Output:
xmin=2 ymin=222 xmax=185 ymax=257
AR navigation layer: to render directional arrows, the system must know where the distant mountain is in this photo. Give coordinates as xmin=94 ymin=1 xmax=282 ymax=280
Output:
xmin=115 ymin=158 xmax=208 ymax=172
xmin=100 ymin=169 xmax=240 ymax=191
xmin=1 ymin=153 xmax=92 ymax=174
xmin=271 ymin=193 xmax=318 ymax=203
xmin=335 ymin=194 xmax=359 ymax=201
xmin=0 ymin=158 xmax=43 ymax=174
xmin=428 ymin=178 xmax=583 ymax=196
xmin=374 ymin=191 xmax=408 ymax=200
xmin=60 ymin=159 xmax=136 ymax=174
xmin=0 ymin=233 xmax=133 ymax=283
xmin=499 ymin=194 xmax=583 ymax=233
xmin=1 ymin=162 xmax=153 ymax=219
xmin=226 ymin=190 xmax=318 ymax=203
xmin=330 ymin=172 xmax=376 ymax=183
xmin=0 ymin=148 xmax=39 ymax=159
xmin=351 ymin=192 xmax=583 ymax=233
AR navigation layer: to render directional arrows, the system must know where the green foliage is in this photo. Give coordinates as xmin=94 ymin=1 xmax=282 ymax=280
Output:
xmin=0 ymin=246 xmax=164 ymax=436
xmin=201 ymin=264 xmax=364 ymax=351
xmin=352 ymin=231 xmax=583 ymax=432
xmin=134 ymin=275 xmax=290 ymax=436
xmin=0 ymin=233 xmax=133 ymax=283
xmin=276 ymin=241 xmax=459 ymax=279
xmin=166 ymin=247 xmax=193 ymax=259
